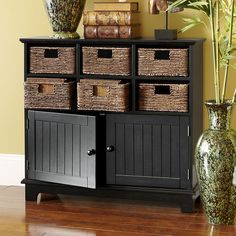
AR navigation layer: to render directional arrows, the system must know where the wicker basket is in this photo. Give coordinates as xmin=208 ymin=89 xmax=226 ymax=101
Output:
xmin=82 ymin=46 xmax=131 ymax=75
xmin=77 ymin=79 xmax=130 ymax=112
xmin=24 ymin=78 xmax=76 ymax=109
xmin=139 ymin=83 xmax=188 ymax=112
xmin=138 ymin=48 xmax=188 ymax=77
xmin=30 ymin=47 xmax=76 ymax=74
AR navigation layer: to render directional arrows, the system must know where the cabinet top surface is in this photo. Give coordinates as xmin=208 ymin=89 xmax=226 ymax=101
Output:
xmin=20 ymin=37 xmax=205 ymax=45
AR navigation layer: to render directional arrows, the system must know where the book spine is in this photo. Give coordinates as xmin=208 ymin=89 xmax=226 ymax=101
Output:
xmin=93 ymin=2 xmax=139 ymax=12
xmin=84 ymin=26 xmax=99 ymax=39
xmin=84 ymin=25 xmax=139 ymax=39
xmin=118 ymin=26 xmax=135 ymax=39
xmin=98 ymin=26 xmax=119 ymax=39
xmin=83 ymin=11 xmax=136 ymax=26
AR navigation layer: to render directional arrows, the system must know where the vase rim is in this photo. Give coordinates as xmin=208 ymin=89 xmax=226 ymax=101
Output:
xmin=205 ymin=100 xmax=233 ymax=106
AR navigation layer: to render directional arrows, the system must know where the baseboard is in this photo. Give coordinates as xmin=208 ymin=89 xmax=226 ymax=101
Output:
xmin=0 ymin=154 xmax=25 ymax=186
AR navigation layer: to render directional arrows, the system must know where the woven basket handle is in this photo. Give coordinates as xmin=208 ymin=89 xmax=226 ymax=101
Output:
xmin=37 ymin=84 xmax=55 ymax=95
xmin=154 ymin=85 xmax=171 ymax=95
xmin=154 ymin=50 xmax=170 ymax=60
xmin=97 ymin=49 xmax=113 ymax=59
xmin=44 ymin=49 xmax=59 ymax=59
xmin=93 ymin=85 xmax=110 ymax=97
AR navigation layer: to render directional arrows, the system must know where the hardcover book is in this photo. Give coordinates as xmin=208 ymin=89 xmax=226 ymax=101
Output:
xmin=83 ymin=11 xmax=140 ymax=26
xmin=93 ymin=2 xmax=139 ymax=12
xmin=84 ymin=25 xmax=140 ymax=39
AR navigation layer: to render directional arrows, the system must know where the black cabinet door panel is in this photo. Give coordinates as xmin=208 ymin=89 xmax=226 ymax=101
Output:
xmin=27 ymin=111 xmax=96 ymax=189
xmin=107 ymin=114 xmax=189 ymax=188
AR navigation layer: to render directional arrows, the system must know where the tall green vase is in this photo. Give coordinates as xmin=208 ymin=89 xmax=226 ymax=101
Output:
xmin=195 ymin=100 xmax=236 ymax=225
xmin=44 ymin=0 xmax=86 ymax=39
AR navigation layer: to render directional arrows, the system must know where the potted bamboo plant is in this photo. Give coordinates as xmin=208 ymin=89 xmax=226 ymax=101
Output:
xmin=169 ymin=0 xmax=236 ymax=225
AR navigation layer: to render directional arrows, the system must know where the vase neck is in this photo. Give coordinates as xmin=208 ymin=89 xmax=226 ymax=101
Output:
xmin=206 ymin=101 xmax=233 ymax=131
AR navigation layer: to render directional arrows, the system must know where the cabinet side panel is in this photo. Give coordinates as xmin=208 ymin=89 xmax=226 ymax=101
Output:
xmin=190 ymin=43 xmax=203 ymax=188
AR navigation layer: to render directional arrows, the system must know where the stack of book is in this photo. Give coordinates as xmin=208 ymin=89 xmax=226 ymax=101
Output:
xmin=83 ymin=1 xmax=140 ymax=39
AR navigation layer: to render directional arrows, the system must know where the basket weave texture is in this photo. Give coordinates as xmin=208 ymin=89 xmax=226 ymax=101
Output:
xmin=30 ymin=47 xmax=76 ymax=74
xmin=82 ymin=47 xmax=131 ymax=75
xmin=25 ymin=78 xmax=76 ymax=110
xmin=139 ymin=83 xmax=188 ymax=112
xmin=77 ymin=79 xmax=130 ymax=112
xmin=138 ymin=48 xmax=188 ymax=76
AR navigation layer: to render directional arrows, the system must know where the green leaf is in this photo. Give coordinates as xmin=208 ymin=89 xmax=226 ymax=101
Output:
xmin=179 ymin=16 xmax=206 ymax=33
xmin=226 ymin=54 xmax=235 ymax=60
xmin=168 ymin=0 xmax=210 ymax=15
xmin=188 ymin=2 xmax=208 ymax=7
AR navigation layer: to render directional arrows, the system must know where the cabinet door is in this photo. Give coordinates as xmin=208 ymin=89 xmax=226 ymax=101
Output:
xmin=106 ymin=114 xmax=189 ymax=189
xmin=27 ymin=111 xmax=96 ymax=188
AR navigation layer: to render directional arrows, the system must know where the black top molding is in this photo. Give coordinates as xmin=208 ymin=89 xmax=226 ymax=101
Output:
xmin=20 ymin=37 xmax=205 ymax=46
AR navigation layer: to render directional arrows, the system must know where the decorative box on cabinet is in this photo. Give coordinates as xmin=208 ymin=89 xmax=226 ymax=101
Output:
xmin=20 ymin=37 xmax=204 ymax=213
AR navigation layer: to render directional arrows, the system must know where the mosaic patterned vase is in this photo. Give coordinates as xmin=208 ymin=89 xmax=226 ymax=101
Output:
xmin=43 ymin=0 xmax=86 ymax=39
xmin=195 ymin=100 xmax=236 ymax=225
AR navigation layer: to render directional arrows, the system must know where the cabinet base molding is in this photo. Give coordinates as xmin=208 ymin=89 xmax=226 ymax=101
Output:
xmin=22 ymin=179 xmax=199 ymax=213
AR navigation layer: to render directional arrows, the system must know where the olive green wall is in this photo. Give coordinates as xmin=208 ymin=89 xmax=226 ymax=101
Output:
xmin=0 ymin=0 xmax=235 ymax=155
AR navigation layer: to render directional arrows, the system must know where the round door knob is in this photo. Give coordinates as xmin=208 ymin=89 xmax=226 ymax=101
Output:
xmin=106 ymin=146 xmax=114 ymax=152
xmin=87 ymin=149 xmax=96 ymax=156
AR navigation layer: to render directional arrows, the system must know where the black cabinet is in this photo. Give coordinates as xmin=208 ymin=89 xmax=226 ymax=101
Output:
xmin=27 ymin=111 xmax=96 ymax=188
xmin=21 ymin=37 xmax=204 ymax=212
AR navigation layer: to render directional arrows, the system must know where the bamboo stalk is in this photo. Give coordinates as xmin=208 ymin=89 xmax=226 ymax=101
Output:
xmin=221 ymin=0 xmax=234 ymax=102
xmin=215 ymin=0 xmax=220 ymax=102
xmin=232 ymin=88 xmax=236 ymax=104
xmin=209 ymin=0 xmax=220 ymax=103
